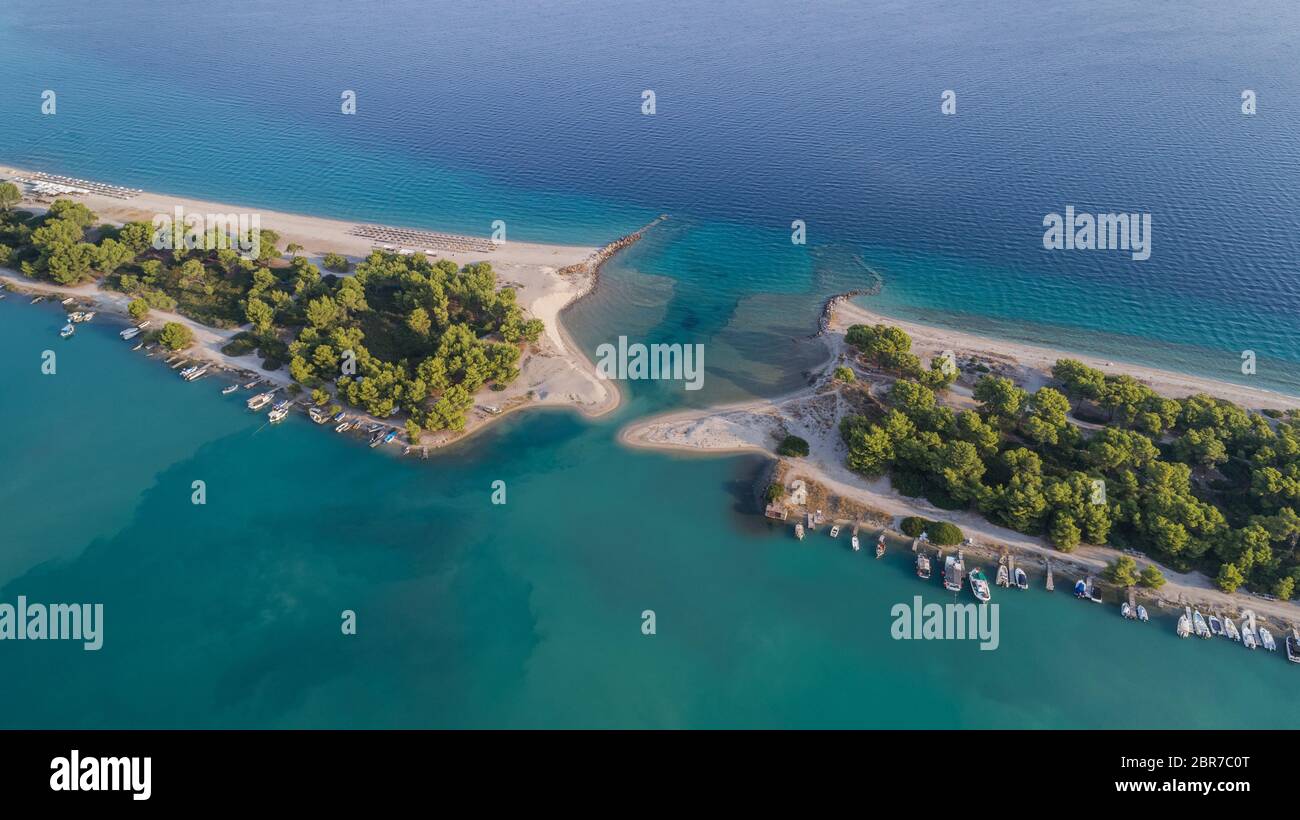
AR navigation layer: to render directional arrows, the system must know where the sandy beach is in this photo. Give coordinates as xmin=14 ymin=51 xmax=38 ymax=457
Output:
xmin=0 ymin=165 xmax=621 ymax=446
xmin=620 ymin=298 xmax=1300 ymax=625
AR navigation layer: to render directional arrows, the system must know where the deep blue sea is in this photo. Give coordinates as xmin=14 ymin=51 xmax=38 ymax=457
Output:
xmin=2 ymin=0 xmax=1299 ymax=727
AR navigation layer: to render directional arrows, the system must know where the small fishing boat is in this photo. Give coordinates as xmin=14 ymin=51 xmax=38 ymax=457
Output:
xmin=221 ymin=384 xmax=239 ymax=395
xmin=916 ymin=552 xmax=931 ymax=580
xmin=67 ymin=311 xmax=84 ymax=322
xmin=184 ymin=365 xmax=209 ymax=381
xmin=334 ymin=421 xmax=350 ymax=433
xmin=59 ymin=323 xmax=74 ymax=338
xmin=383 ymin=428 xmax=398 ymax=444
xmin=1136 ymin=605 xmax=1149 ymax=622
xmin=1223 ymin=617 xmax=1241 ymax=642
xmin=943 ymin=554 xmax=964 ymax=593
xmin=1287 ymin=630 xmax=1300 ymax=664
xmin=1242 ymin=626 xmax=1258 ymax=650
xmin=368 ymin=429 xmax=385 ymax=447
xmin=1208 ymin=615 xmax=1223 ymax=637
xmin=178 ymin=365 xmax=198 ymax=379
xmin=969 ymin=568 xmax=991 ymax=603
xmin=829 ymin=525 xmax=840 ymax=539
xmin=995 ymin=562 xmax=1010 ymax=588
xmin=333 ymin=411 xmax=346 ymax=423
xmin=1121 ymin=602 xmax=1133 ymax=620
xmin=243 ymin=379 xmax=261 ymax=389
xmin=1087 ymin=577 xmax=1103 ymax=603
xmin=268 ymin=406 xmax=289 ymax=423
xmin=272 ymin=399 xmax=292 ymax=413
xmin=875 ymin=532 xmax=886 ymax=559
xmin=308 ymin=406 xmax=329 ymax=424
xmin=1192 ymin=610 xmax=1211 ymax=639
xmin=1176 ymin=609 xmax=1191 ymax=638
xmin=1073 ymin=579 xmax=1087 ymax=599
xmin=850 ymin=534 xmax=860 ymax=552
xmin=136 ymin=321 xmax=150 ymax=329
xmin=1259 ymin=627 xmax=1277 ymax=652
xmin=120 ymin=327 xmax=141 ymax=340
xmin=1014 ymin=567 xmax=1028 ymax=590
xmin=247 ymin=392 xmax=274 ymax=411
xmin=61 ymin=297 xmax=74 ymax=305
xmin=794 ymin=523 xmax=805 ymax=541
xmin=81 ymin=311 xmax=94 ymax=322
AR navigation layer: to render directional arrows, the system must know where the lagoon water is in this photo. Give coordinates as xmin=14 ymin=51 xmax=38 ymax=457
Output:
xmin=1 ymin=0 xmax=1298 ymax=727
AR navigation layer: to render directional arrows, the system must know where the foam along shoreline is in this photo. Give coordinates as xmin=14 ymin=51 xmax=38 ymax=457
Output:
xmin=619 ymin=299 xmax=1300 ymax=625
xmin=0 ymin=165 xmax=623 ymax=448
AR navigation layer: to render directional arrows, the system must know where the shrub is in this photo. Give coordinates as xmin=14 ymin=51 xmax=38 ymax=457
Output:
xmin=924 ymin=520 xmax=964 ymax=545
xmin=322 ymin=253 xmax=350 ymax=273
xmin=777 ymin=434 xmax=810 ymax=457
xmin=832 ymin=366 xmax=855 ymax=383
xmin=764 ymin=483 xmax=785 ymax=503
xmin=900 ymin=516 xmax=928 ymax=537
xmin=157 ymin=321 xmax=194 ymax=351
xmin=127 ymin=298 xmax=149 ymax=321
xmin=1137 ymin=564 xmax=1166 ymax=590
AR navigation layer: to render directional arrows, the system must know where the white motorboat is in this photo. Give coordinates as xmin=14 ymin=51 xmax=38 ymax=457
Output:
xmin=59 ymin=323 xmax=75 ymax=338
xmin=1259 ymin=626 xmax=1277 ymax=652
xmin=1176 ymin=608 xmax=1191 ymax=638
xmin=221 ymin=384 xmax=239 ymax=395
xmin=1208 ymin=615 xmax=1223 ymax=636
xmin=968 ymin=568 xmax=991 ymax=603
xmin=1192 ymin=610 xmax=1211 ymax=639
xmin=268 ymin=406 xmax=289 ymax=423
xmin=1242 ymin=626 xmax=1258 ymax=649
xmin=850 ymin=534 xmax=860 ymax=552
xmin=1121 ymin=602 xmax=1133 ymax=620
xmin=943 ymin=553 xmax=964 ymax=593
xmin=120 ymin=327 xmax=141 ymax=340
xmin=829 ymin=525 xmax=840 ymax=539
xmin=1223 ymin=617 xmax=1241 ymax=642
xmin=1014 ymin=567 xmax=1028 ymax=590
xmin=1136 ymin=605 xmax=1149 ymax=622
xmin=916 ymin=552 xmax=931 ymax=580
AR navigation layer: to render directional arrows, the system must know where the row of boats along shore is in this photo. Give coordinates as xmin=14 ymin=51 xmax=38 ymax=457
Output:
xmin=792 ymin=512 xmax=1300 ymax=664
xmin=43 ymin=298 xmax=421 ymax=453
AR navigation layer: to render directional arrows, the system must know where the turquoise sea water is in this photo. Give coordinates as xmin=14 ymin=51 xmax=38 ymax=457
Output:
xmin=2 ymin=0 xmax=1299 ymax=727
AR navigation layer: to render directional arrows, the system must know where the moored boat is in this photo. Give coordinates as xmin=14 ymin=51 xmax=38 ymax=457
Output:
xmin=334 ymin=421 xmax=350 ymax=433
xmin=1192 ymin=610 xmax=1211 ymax=639
xmin=1208 ymin=615 xmax=1223 ymax=636
xmin=59 ymin=323 xmax=74 ymax=338
xmin=1259 ymin=627 xmax=1277 ymax=652
xmin=1176 ymin=608 xmax=1191 ymax=638
xmin=120 ymin=326 xmax=141 ymax=340
xmin=247 ymin=392 xmax=274 ymax=411
xmin=1223 ymin=617 xmax=1241 ymax=642
xmin=1087 ymin=577 xmax=1103 ymax=603
xmin=850 ymin=534 xmax=860 ymax=552
xmin=221 ymin=384 xmax=239 ymax=395
xmin=969 ymin=568 xmax=991 ymax=603
xmin=943 ymin=554 xmax=963 ymax=593
xmin=916 ymin=552 xmax=931 ymax=580
xmin=1121 ymin=602 xmax=1133 ymax=620
xmin=995 ymin=562 xmax=1010 ymax=588
xmin=1242 ymin=626 xmax=1258 ymax=650
xmin=268 ymin=406 xmax=289 ymax=423
xmin=794 ymin=523 xmax=805 ymax=541
xmin=1136 ymin=605 xmax=1149 ymax=622
xmin=1014 ymin=567 xmax=1028 ymax=590
xmin=368 ymin=429 xmax=384 ymax=448
xmin=875 ymin=532 xmax=886 ymax=559
xmin=829 ymin=525 xmax=840 ymax=539
xmin=383 ymin=428 xmax=398 ymax=444
xmin=1287 ymin=630 xmax=1300 ymax=664
xmin=1073 ymin=579 xmax=1087 ymax=599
